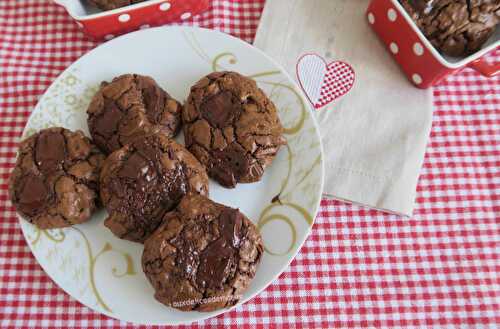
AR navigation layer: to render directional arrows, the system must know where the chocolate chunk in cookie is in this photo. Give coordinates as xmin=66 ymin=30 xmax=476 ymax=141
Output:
xmin=87 ymin=0 xmax=146 ymax=11
xmin=142 ymin=193 xmax=263 ymax=312
xmin=183 ymin=71 xmax=286 ymax=188
xmin=100 ymin=132 xmax=209 ymax=243
xmin=400 ymin=0 xmax=500 ymax=56
xmin=87 ymin=74 xmax=182 ymax=154
xmin=9 ymin=127 xmax=105 ymax=229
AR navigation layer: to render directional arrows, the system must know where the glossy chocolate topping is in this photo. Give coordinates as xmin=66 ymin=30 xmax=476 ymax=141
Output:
xmin=107 ymin=138 xmax=183 ymax=231
xmin=209 ymin=144 xmax=251 ymax=188
xmin=35 ymin=130 xmax=66 ymax=172
xmin=88 ymin=74 xmax=182 ymax=154
xmin=170 ymin=208 xmax=245 ymax=290
xmin=16 ymin=175 xmax=50 ymax=216
xmin=183 ymin=71 xmax=286 ymax=188
xmin=139 ymin=77 xmax=169 ymax=125
xmin=9 ymin=127 xmax=105 ymax=229
xmin=200 ymin=91 xmax=241 ymax=128
xmin=407 ymin=0 xmax=436 ymax=14
xmin=93 ymin=99 xmax=124 ymax=140
xmin=196 ymin=208 xmax=243 ymax=289
xmin=142 ymin=194 xmax=263 ymax=312
xmin=100 ymin=133 xmax=208 ymax=243
xmin=400 ymin=0 xmax=500 ymax=56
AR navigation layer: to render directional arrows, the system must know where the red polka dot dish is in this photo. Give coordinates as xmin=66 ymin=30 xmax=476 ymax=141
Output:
xmin=367 ymin=0 xmax=499 ymax=89
xmin=54 ymin=0 xmax=209 ymax=40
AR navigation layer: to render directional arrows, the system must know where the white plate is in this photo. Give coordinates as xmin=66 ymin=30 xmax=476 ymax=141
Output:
xmin=19 ymin=26 xmax=324 ymax=325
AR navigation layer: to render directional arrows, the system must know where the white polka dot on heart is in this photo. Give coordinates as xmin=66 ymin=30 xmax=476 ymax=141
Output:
xmin=412 ymin=74 xmax=423 ymax=85
xmin=159 ymin=2 xmax=171 ymax=11
xmin=390 ymin=42 xmax=399 ymax=54
xmin=413 ymin=42 xmax=424 ymax=56
xmin=105 ymin=34 xmax=114 ymax=40
xmin=387 ymin=8 xmax=397 ymax=21
xmin=368 ymin=12 xmax=375 ymax=24
xmin=118 ymin=14 xmax=130 ymax=23
xmin=140 ymin=24 xmax=150 ymax=30
xmin=181 ymin=12 xmax=192 ymax=20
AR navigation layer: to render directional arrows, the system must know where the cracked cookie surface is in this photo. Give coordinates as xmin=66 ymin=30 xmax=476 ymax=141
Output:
xmin=87 ymin=0 xmax=146 ymax=11
xmin=100 ymin=133 xmax=209 ymax=243
xmin=400 ymin=0 xmax=500 ymax=57
xmin=87 ymin=74 xmax=182 ymax=154
xmin=142 ymin=193 xmax=263 ymax=312
xmin=183 ymin=71 xmax=286 ymax=188
xmin=9 ymin=127 xmax=105 ymax=229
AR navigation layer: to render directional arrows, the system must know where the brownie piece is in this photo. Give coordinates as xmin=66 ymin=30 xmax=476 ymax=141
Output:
xmin=87 ymin=74 xmax=182 ymax=154
xmin=142 ymin=193 xmax=263 ymax=312
xmin=100 ymin=132 xmax=209 ymax=243
xmin=400 ymin=0 xmax=500 ymax=56
xmin=183 ymin=71 xmax=286 ymax=188
xmin=88 ymin=0 xmax=146 ymax=11
xmin=9 ymin=127 xmax=105 ymax=229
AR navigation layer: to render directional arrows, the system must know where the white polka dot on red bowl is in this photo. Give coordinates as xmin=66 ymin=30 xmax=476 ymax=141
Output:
xmin=159 ymin=2 xmax=171 ymax=11
xmin=387 ymin=8 xmax=397 ymax=21
xmin=412 ymin=73 xmax=422 ymax=85
xmin=118 ymin=14 xmax=130 ymax=22
xmin=368 ymin=12 xmax=375 ymax=24
xmin=413 ymin=42 xmax=424 ymax=56
xmin=181 ymin=12 xmax=192 ymax=20
xmin=390 ymin=42 xmax=399 ymax=54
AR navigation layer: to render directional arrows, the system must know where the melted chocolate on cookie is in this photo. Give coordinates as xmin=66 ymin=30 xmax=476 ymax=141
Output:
xmin=183 ymin=71 xmax=286 ymax=188
xmin=100 ymin=133 xmax=208 ymax=243
xmin=142 ymin=194 xmax=263 ymax=312
xmin=88 ymin=74 xmax=182 ymax=154
xmin=195 ymin=208 xmax=243 ymax=290
xmin=9 ymin=127 xmax=105 ymax=228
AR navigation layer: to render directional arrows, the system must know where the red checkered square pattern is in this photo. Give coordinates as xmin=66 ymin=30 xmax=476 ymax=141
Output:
xmin=1 ymin=1 xmax=499 ymax=328
xmin=318 ymin=62 xmax=355 ymax=107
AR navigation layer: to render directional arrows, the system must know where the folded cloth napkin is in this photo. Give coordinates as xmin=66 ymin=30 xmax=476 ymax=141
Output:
xmin=254 ymin=0 xmax=433 ymax=216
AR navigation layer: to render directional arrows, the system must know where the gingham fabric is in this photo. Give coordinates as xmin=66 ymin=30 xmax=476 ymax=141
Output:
xmin=1 ymin=1 xmax=499 ymax=328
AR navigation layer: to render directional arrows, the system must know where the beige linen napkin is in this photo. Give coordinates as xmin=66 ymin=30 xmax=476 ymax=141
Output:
xmin=254 ymin=0 xmax=433 ymax=216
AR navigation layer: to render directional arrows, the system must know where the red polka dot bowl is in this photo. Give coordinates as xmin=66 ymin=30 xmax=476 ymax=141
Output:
xmin=54 ymin=0 xmax=209 ymax=40
xmin=366 ymin=0 xmax=500 ymax=89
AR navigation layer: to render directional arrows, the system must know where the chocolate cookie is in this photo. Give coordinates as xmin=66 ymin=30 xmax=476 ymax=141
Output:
xmin=400 ymin=0 xmax=500 ymax=56
xmin=88 ymin=0 xmax=145 ymax=11
xmin=87 ymin=74 xmax=182 ymax=154
xmin=9 ymin=127 xmax=105 ymax=229
xmin=100 ymin=132 xmax=209 ymax=243
xmin=142 ymin=193 xmax=263 ymax=312
xmin=183 ymin=71 xmax=286 ymax=188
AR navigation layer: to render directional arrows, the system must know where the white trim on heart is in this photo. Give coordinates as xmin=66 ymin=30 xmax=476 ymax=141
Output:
xmin=296 ymin=54 xmax=327 ymax=106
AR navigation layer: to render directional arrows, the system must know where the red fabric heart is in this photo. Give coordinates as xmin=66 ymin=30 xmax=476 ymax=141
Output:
xmin=296 ymin=53 xmax=355 ymax=109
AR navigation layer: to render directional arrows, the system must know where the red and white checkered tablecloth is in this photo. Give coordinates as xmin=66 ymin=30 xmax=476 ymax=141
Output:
xmin=1 ymin=1 xmax=499 ymax=328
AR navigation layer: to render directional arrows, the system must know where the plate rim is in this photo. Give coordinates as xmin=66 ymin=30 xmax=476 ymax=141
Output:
xmin=18 ymin=25 xmax=325 ymax=326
